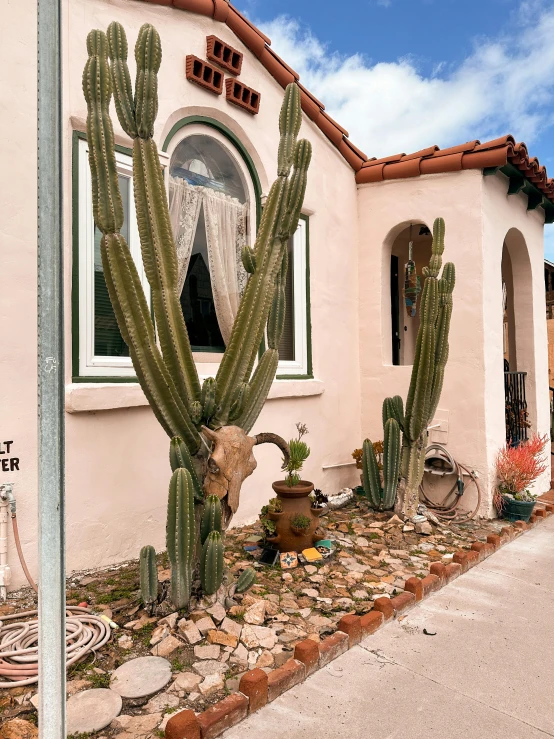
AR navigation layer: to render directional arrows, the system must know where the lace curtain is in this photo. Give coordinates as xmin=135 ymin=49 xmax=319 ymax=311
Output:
xmin=168 ymin=175 xmax=248 ymax=345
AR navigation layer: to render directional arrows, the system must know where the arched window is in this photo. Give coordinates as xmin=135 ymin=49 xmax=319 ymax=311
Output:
xmin=168 ymin=128 xmax=253 ymax=353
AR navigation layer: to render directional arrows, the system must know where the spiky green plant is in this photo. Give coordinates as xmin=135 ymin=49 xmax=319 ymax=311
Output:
xmin=361 ymin=219 xmax=455 ymax=519
xmin=283 ymin=422 xmax=310 ymax=487
xmin=236 ymin=567 xmax=257 ymax=594
xmin=139 ymin=545 xmax=157 ymax=606
xmin=200 ymin=531 xmax=224 ymax=596
xmin=83 ymin=21 xmax=310 ymax=605
xmin=167 ymin=469 xmax=195 ymax=609
xmin=200 ymin=495 xmax=222 ymax=545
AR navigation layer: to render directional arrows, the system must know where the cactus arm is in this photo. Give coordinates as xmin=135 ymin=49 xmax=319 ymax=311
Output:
xmin=429 ymin=262 xmax=455 ymax=421
xmin=234 ymin=349 xmax=279 ymax=434
xmin=236 ymin=567 xmax=257 ymax=594
xmin=134 ymin=24 xmax=160 ymax=139
xmin=362 ymin=438 xmax=382 ymax=510
xmin=167 ymin=468 xmax=195 ymax=609
xmin=382 ymin=418 xmax=401 ymax=510
xmin=267 ymin=250 xmax=287 ymax=350
xmin=200 ymin=531 xmax=224 ymax=595
xmin=139 ymin=545 xmax=158 ymax=605
xmin=106 ymin=22 xmax=137 ymax=138
xmin=169 ymin=436 xmax=204 ymax=501
xmin=277 ymin=84 xmax=302 ymax=176
xmin=200 ymin=495 xmax=222 ymax=545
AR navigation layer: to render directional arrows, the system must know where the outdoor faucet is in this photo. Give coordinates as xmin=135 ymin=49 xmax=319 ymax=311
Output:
xmin=0 ymin=483 xmax=16 ymax=516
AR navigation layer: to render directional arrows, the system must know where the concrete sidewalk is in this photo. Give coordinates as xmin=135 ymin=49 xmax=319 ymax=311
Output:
xmin=223 ymin=517 xmax=554 ymax=739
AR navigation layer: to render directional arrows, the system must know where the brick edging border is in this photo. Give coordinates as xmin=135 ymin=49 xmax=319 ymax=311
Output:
xmin=165 ymin=505 xmax=554 ymax=739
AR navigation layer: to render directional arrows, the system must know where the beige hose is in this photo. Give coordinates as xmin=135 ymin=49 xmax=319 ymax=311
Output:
xmin=0 ymin=516 xmax=113 ymax=688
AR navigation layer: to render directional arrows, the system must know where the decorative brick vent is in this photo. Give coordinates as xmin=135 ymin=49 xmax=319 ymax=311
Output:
xmin=185 ymin=55 xmax=223 ymax=95
xmin=225 ymin=79 xmax=261 ymax=114
xmin=207 ymin=35 xmax=243 ymax=75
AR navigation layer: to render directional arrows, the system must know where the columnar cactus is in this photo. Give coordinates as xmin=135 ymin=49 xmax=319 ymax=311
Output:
xmin=235 ymin=567 xmax=257 ymax=594
xmin=200 ymin=495 xmax=222 ymax=545
xmin=83 ymin=21 xmax=307 ymax=517
xmin=167 ymin=469 xmax=196 ymax=609
xmin=200 ymin=531 xmax=224 ymax=596
xmin=139 ymin=545 xmax=158 ymax=606
xmin=362 ymin=218 xmax=455 ymax=520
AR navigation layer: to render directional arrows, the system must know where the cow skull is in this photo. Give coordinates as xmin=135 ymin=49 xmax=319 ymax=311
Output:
xmin=201 ymin=426 xmax=290 ymax=527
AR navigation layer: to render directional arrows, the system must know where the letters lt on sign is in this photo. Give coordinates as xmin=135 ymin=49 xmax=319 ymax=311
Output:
xmin=0 ymin=441 xmax=19 ymax=472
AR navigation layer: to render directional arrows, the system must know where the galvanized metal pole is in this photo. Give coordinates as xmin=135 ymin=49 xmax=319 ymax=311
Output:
xmin=37 ymin=0 xmax=66 ymax=737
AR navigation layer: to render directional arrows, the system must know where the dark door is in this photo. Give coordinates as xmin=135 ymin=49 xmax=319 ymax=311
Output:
xmin=391 ymin=255 xmax=400 ymax=365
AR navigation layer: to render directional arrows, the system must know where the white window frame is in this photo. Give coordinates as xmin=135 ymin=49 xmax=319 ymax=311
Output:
xmin=77 ymin=137 xmax=149 ymax=378
xmin=277 ymin=218 xmax=310 ymax=377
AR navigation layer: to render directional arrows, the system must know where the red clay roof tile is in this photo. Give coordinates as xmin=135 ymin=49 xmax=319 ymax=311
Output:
xmin=137 ymin=0 xmax=554 ymax=206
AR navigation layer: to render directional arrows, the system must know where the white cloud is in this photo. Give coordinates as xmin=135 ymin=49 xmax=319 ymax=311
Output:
xmin=254 ymin=3 xmax=554 ymax=157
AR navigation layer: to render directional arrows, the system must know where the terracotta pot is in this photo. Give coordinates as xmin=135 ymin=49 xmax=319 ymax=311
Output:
xmin=310 ymin=505 xmax=327 ymax=517
xmin=267 ymin=510 xmax=283 ymax=522
xmin=271 ymin=480 xmax=322 ymax=553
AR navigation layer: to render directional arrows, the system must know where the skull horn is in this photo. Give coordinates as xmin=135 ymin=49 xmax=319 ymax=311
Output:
xmin=201 ymin=425 xmax=218 ymax=443
xmin=254 ymin=433 xmax=290 ymax=466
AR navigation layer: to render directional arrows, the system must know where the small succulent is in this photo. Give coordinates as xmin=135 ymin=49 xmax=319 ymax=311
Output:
xmin=310 ymin=489 xmax=328 ymax=509
xmin=290 ymin=513 xmax=311 ymax=531
xmin=283 ymin=422 xmax=310 ymax=487
xmin=260 ymin=517 xmax=277 ymax=537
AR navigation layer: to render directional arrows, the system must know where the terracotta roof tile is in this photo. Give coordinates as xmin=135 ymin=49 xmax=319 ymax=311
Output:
xmin=356 ymin=136 xmax=554 ymax=208
xmin=137 ymin=0 xmax=554 ymax=206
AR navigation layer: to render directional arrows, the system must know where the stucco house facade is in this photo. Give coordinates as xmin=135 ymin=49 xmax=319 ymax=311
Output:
xmin=1 ymin=0 xmax=552 ymax=589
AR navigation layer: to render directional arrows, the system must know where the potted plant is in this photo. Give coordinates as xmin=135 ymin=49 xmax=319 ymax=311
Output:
xmin=290 ymin=513 xmax=311 ymax=535
xmin=310 ymin=488 xmax=328 ymax=516
xmin=493 ymin=433 xmax=549 ymax=522
xmin=267 ymin=497 xmax=283 ymax=521
xmin=260 ymin=516 xmax=278 ymax=544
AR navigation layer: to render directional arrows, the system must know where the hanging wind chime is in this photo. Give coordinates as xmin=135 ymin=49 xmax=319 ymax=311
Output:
xmin=403 ymin=225 xmax=421 ymax=317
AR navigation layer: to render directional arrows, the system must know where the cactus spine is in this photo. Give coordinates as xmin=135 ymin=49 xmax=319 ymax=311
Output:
xmin=139 ymin=545 xmax=158 ymax=605
xmin=166 ymin=469 xmax=195 ymax=609
xmin=236 ymin=567 xmax=257 ymax=594
xmin=200 ymin=531 xmax=224 ymax=596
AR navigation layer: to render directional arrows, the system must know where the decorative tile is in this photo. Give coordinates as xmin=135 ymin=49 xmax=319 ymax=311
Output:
xmin=280 ymin=551 xmax=298 ymax=569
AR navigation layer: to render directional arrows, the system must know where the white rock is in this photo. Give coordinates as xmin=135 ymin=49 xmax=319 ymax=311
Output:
xmin=199 ymin=673 xmax=224 ymax=696
xmin=149 ymin=624 xmax=169 ymax=646
xmin=194 ymin=644 xmax=220 ymax=660
xmin=356 ymin=537 xmax=369 ymax=547
xmin=117 ymin=634 xmax=133 ymax=650
xmin=195 ymin=616 xmax=217 ymax=635
xmin=301 ymin=588 xmax=319 ymax=598
xmin=150 ymin=635 xmax=182 ymax=658
xmin=145 ymin=691 xmax=179 ymax=713
xmin=304 ymin=565 xmax=318 ymax=574
xmin=206 ymin=603 xmax=227 ymax=624
xmin=230 ymin=643 xmax=248 ymax=668
xmin=241 ymin=624 xmax=277 ymax=649
xmin=111 ymin=712 xmax=162 ymax=737
xmin=110 ymin=657 xmax=172 ymax=699
xmin=168 ymin=672 xmax=202 ymax=694
xmin=66 ymin=689 xmax=122 ymax=735
xmin=220 ymin=617 xmax=243 ymax=639
xmin=243 ymin=600 xmax=266 ymax=625
xmin=192 ymin=660 xmax=227 ymax=677
xmin=159 ymin=612 xmax=179 ymax=630
xmin=178 ymin=619 xmax=202 ymax=645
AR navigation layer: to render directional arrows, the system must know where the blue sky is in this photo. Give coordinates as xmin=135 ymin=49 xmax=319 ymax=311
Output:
xmin=240 ymin=0 xmax=554 ymax=258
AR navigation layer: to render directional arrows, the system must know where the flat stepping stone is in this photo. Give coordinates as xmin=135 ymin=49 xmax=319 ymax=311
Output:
xmin=110 ymin=656 xmax=172 ymax=698
xmin=66 ymin=689 xmax=122 ymax=735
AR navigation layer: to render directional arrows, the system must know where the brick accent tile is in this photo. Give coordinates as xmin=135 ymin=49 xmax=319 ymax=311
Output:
xmin=535 ymin=508 xmax=547 ymax=518
xmin=421 ymin=574 xmax=441 ymax=596
xmin=206 ymin=35 xmax=243 ymax=75
xmin=165 ymin=710 xmax=201 ymax=739
xmin=453 ymin=551 xmax=469 ymax=572
xmin=239 ymin=669 xmax=268 ymax=714
xmin=225 ymin=79 xmax=261 ymax=114
xmin=429 ymin=562 xmax=447 ymax=583
xmin=318 ymin=631 xmax=348 ymax=667
xmin=294 ymin=639 xmax=320 ymax=676
xmin=185 ymin=55 xmax=223 ymax=95
xmin=391 ymin=591 xmax=415 ymax=614
xmin=466 ymin=550 xmax=480 ymax=567
xmin=337 ymin=614 xmax=362 ymax=647
xmin=267 ymin=659 xmax=305 ymax=702
xmin=444 ymin=562 xmax=462 ymax=582
xmin=513 ymin=520 xmax=528 ymax=531
xmin=471 ymin=542 xmax=494 ymax=561
xmin=360 ymin=611 xmax=383 ymax=637
xmin=545 ymin=504 xmax=554 ymax=513
xmin=404 ymin=576 xmax=423 ymax=601
xmin=500 ymin=526 xmax=514 ymax=540
xmin=486 ymin=534 xmax=501 ymax=550
xmin=197 ymin=694 xmax=248 ymax=739
xmin=373 ymin=597 xmax=394 ymax=621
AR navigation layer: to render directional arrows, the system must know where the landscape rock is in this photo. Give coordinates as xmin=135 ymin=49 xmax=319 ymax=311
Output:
xmin=66 ymin=689 xmax=122 ymax=735
xmin=195 ymin=616 xmax=216 ymax=635
xmin=206 ymin=603 xmax=226 ymax=624
xmin=207 ymin=629 xmax=239 ymax=648
xmin=178 ymin=619 xmax=202 ymax=645
xmin=168 ymin=672 xmax=202 ymax=695
xmin=243 ymin=600 xmax=266 ymax=625
xmin=111 ymin=656 xmax=172 ymax=698
xmin=192 ymin=659 xmax=227 ymax=677
xmin=144 ymin=691 xmax=180 ymax=713
xmin=220 ymin=617 xmax=242 ymax=639
xmin=150 ymin=634 xmax=182 ymax=658
xmin=111 ymin=712 xmax=162 ymax=737
xmin=0 ymin=719 xmax=38 ymax=739
xmin=199 ymin=672 xmax=225 ymax=696
xmin=194 ymin=644 xmax=221 ymax=660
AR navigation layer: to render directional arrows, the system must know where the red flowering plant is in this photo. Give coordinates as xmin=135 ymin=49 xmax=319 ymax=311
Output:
xmin=494 ymin=433 xmax=549 ymax=511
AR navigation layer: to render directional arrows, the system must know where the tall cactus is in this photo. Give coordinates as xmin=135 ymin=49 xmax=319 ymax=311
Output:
xmin=139 ymin=545 xmax=158 ymax=606
xmin=362 ymin=218 xmax=455 ymax=519
xmin=166 ymin=469 xmax=195 ymax=609
xmin=200 ymin=531 xmax=224 ymax=596
xmin=84 ymin=21 xmax=307 ymax=606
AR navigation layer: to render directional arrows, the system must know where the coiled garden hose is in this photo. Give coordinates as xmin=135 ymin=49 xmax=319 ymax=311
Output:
xmin=0 ymin=515 xmax=113 ymax=688
xmin=419 ymin=443 xmax=482 ymax=523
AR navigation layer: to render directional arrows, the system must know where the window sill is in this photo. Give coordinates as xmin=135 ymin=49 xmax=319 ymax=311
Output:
xmin=65 ymin=378 xmax=324 ymax=413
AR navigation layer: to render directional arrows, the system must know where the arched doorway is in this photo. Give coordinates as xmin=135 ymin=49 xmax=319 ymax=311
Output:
xmin=389 ymin=222 xmax=432 ymax=365
xmin=502 ymin=228 xmax=535 ymax=443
